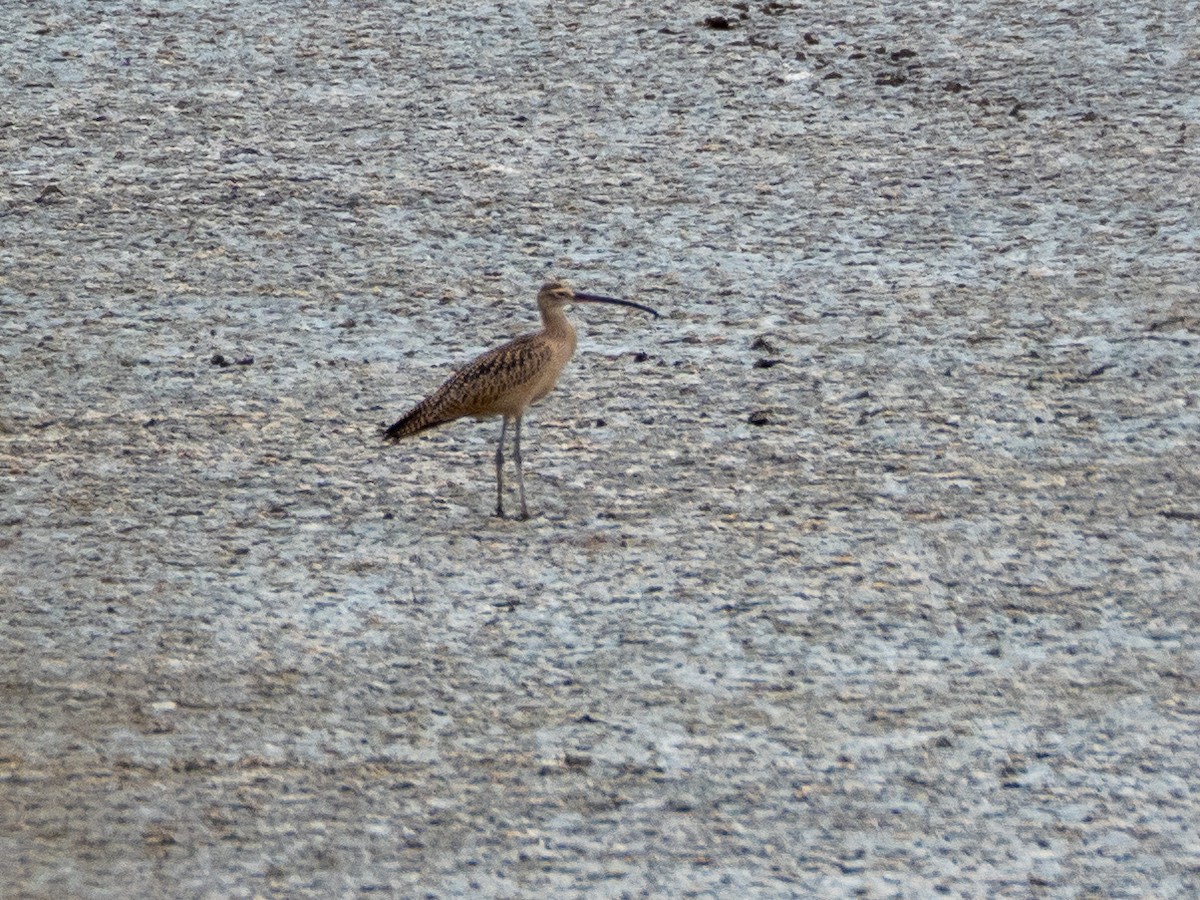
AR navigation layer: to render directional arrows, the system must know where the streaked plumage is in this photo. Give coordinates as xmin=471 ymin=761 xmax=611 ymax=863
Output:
xmin=384 ymin=280 xmax=659 ymax=519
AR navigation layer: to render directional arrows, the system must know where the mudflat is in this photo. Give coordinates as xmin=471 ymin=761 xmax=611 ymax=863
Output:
xmin=2 ymin=2 xmax=1198 ymax=896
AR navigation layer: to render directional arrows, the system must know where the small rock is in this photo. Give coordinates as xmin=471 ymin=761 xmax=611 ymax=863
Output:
xmin=750 ymin=336 xmax=778 ymax=353
xmin=748 ymin=409 xmax=773 ymax=426
xmin=36 ymin=184 xmax=65 ymax=203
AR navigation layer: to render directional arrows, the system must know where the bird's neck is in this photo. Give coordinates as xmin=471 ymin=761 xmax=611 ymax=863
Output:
xmin=540 ymin=306 xmax=577 ymax=351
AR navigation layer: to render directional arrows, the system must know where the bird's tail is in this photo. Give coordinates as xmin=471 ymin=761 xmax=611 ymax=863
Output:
xmin=383 ymin=397 xmax=450 ymax=442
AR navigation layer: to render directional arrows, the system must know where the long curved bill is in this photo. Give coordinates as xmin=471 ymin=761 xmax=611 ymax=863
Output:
xmin=572 ymin=291 xmax=661 ymax=318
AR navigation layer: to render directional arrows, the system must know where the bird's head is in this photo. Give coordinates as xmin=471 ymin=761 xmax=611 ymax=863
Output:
xmin=536 ymin=280 xmax=577 ymax=311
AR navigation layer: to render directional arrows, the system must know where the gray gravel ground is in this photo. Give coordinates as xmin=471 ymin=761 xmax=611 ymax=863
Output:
xmin=2 ymin=1 xmax=1199 ymax=897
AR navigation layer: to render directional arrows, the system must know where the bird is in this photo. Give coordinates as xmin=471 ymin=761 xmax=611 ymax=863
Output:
xmin=384 ymin=279 xmax=660 ymax=520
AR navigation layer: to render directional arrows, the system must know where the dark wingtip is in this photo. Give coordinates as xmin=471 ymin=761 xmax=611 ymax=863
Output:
xmin=383 ymin=417 xmax=412 ymax=442
xmin=385 ymin=406 xmax=445 ymax=442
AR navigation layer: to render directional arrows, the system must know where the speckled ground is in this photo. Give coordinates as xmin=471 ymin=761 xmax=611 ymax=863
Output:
xmin=2 ymin=1 xmax=1199 ymax=897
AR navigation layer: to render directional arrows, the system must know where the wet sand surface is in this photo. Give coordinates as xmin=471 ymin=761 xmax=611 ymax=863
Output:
xmin=2 ymin=2 xmax=1199 ymax=896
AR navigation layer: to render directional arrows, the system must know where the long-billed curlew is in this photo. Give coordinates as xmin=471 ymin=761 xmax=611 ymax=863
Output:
xmin=384 ymin=280 xmax=660 ymax=519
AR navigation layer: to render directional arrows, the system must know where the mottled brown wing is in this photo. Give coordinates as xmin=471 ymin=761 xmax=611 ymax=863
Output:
xmin=384 ymin=335 xmax=553 ymax=441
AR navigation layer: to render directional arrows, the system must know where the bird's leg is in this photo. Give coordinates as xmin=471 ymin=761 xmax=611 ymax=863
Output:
xmin=514 ymin=414 xmax=529 ymax=520
xmin=494 ymin=416 xmax=508 ymax=518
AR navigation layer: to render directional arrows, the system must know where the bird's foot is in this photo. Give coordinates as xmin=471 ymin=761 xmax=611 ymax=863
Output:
xmin=493 ymin=504 xmax=531 ymax=521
